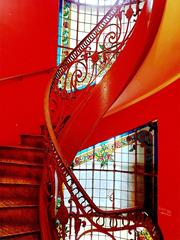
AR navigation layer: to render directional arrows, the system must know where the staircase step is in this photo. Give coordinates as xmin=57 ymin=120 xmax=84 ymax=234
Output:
xmin=0 ymin=133 xmax=44 ymax=239
xmin=0 ymin=203 xmax=38 ymax=209
xmin=20 ymin=134 xmax=45 ymax=148
xmin=0 ymin=176 xmax=40 ymax=185
xmin=0 ymin=146 xmax=45 ymax=163
xmin=0 ymin=225 xmax=40 ymax=239
xmin=0 ymin=200 xmax=39 ymax=208
xmin=0 ymin=206 xmax=39 ymax=225
xmin=0 ymin=183 xmax=40 ymax=202
xmin=0 ymin=160 xmax=43 ymax=180
xmin=0 ymin=158 xmax=43 ymax=166
xmin=2 ymin=234 xmax=40 ymax=240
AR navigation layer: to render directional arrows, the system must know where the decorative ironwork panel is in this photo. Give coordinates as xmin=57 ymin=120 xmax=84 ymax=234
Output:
xmin=53 ymin=0 xmax=145 ymax=139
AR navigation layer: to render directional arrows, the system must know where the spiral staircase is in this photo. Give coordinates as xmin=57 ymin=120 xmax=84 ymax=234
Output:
xmin=0 ymin=0 xmax=166 ymax=239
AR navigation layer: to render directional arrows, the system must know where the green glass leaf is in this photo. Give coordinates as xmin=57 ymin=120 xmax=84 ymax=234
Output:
xmin=99 ymin=44 xmax=104 ymax=50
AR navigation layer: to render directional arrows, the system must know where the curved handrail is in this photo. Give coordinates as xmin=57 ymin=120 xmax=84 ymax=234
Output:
xmin=42 ymin=0 xmax=166 ymax=239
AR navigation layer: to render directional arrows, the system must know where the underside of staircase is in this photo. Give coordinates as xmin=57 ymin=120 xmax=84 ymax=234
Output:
xmin=0 ymin=132 xmax=45 ymax=240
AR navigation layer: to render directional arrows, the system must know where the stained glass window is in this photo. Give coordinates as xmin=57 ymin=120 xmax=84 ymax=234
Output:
xmin=62 ymin=121 xmax=158 ymax=239
xmin=57 ymin=0 xmax=144 ymax=94
xmin=57 ymin=0 xmax=123 ymax=65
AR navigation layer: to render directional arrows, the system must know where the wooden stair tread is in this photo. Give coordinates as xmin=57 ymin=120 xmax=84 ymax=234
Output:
xmin=0 ymin=145 xmax=45 ymax=151
xmin=0 ymin=145 xmax=45 ymax=163
xmin=0 ymin=183 xmax=40 ymax=195
xmin=0 ymin=158 xmax=43 ymax=167
xmin=1 ymin=234 xmax=40 ymax=240
xmin=0 ymin=182 xmax=40 ymax=187
xmin=0 ymin=225 xmax=40 ymax=238
xmin=0 ymin=207 xmax=39 ymax=225
xmin=0 ymin=199 xmax=38 ymax=208
xmin=0 ymin=176 xmax=40 ymax=185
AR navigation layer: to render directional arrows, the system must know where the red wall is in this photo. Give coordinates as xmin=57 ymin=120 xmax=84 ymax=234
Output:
xmin=0 ymin=0 xmax=58 ymax=145
xmin=0 ymin=0 xmax=58 ymax=78
xmin=85 ymin=79 xmax=180 ymax=239
xmin=0 ymin=72 xmax=54 ymax=145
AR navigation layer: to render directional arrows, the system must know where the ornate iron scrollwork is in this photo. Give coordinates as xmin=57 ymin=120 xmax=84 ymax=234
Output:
xmin=42 ymin=0 xmax=166 ymax=239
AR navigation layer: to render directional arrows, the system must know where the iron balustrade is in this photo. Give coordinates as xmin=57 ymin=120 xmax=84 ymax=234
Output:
xmin=41 ymin=0 xmax=166 ymax=239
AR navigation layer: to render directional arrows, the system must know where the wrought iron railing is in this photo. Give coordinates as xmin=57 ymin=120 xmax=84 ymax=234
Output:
xmin=44 ymin=139 xmax=162 ymax=239
xmin=48 ymin=0 xmax=144 ymax=139
xmin=41 ymin=0 xmax=166 ymax=239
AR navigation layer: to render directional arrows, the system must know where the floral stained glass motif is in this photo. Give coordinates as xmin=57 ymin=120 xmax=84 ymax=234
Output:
xmin=74 ymin=134 xmax=132 ymax=167
xmin=62 ymin=2 xmax=71 ymax=60
xmin=95 ymin=144 xmax=114 ymax=168
xmin=57 ymin=1 xmax=63 ymax=64
xmin=63 ymin=122 xmax=158 ymax=239
xmin=57 ymin=1 xmax=72 ymax=65
xmin=136 ymin=228 xmax=153 ymax=240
